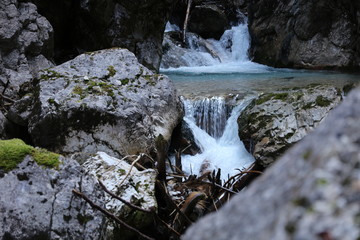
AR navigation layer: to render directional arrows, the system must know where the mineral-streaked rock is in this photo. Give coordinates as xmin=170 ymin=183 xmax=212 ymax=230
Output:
xmin=183 ymin=87 xmax=360 ymax=240
xmin=238 ymin=85 xmax=342 ymax=167
xmin=82 ymin=152 xmax=156 ymax=239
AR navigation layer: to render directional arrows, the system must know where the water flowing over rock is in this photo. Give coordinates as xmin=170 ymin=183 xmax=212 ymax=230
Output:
xmin=0 ymin=152 xmax=105 ymax=239
xmin=179 ymin=97 xmax=254 ymax=180
xmin=238 ymin=85 xmax=342 ymax=167
xmin=81 ymin=152 xmax=157 ymax=239
xmin=183 ymin=86 xmax=360 ymax=240
xmin=8 ymin=48 xmax=183 ymax=158
xmin=0 ymin=0 xmax=54 ymax=99
xmin=248 ymin=0 xmax=360 ymax=69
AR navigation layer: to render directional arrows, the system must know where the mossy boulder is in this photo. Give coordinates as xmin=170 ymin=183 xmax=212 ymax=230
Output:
xmin=8 ymin=48 xmax=183 ymax=158
xmin=0 ymin=141 xmax=106 ymax=239
xmin=238 ymin=85 xmax=342 ymax=167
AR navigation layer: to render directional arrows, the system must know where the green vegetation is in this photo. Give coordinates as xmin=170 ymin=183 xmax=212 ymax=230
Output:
xmin=107 ymin=65 xmax=116 ymax=77
xmin=0 ymin=139 xmax=60 ymax=172
xmin=315 ymin=95 xmax=331 ymax=107
xmin=39 ymin=69 xmax=65 ymax=81
xmin=255 ymin=92 xmax=289 ymax=105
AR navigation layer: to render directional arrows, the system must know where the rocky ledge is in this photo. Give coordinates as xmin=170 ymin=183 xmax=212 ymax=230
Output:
xmin=7 ymin=48 xmax=183 ymax=158
xmin=238 ymin=85 xmax=345 ymax=167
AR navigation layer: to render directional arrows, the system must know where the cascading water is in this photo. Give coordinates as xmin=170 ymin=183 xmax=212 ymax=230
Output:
xmin=180 ymin=97 xmax=255 ymax=181
xmin=162 ymin=15 xmax=271 ymax=73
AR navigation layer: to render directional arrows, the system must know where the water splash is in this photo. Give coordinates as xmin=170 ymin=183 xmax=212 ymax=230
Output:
xmin=180 ymin=97 xmax=255 ymax=181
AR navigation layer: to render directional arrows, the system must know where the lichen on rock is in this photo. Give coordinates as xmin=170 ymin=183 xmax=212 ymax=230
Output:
xmin=238 ymin=85 xmax=342 ymax=167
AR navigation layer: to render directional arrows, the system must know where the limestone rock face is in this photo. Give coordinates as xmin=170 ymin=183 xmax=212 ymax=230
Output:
xmin=183 ymin=86 xmax=360 ymax=240
xmin=0 ymin=155 xmax=105 ymax=239
xmin=8 ymin=48 xmax=183 ymax=158
xmin=0 ymin=0 xmax=54 ymax=99
xmin=82 ymin=152 xmax=157 ymax=239
xmin=238 ymin=85 xmax=342 ymax=167
xmin=248 ymin=0 xmax=360 ymax=69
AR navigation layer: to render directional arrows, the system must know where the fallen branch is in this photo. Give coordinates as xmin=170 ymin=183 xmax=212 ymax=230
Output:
xmin=119 ymin=154 xmax=143 ymax=186
xmin=98 ymin=180 xmax=152 ymax=214
xmin=72 ymin=189 xmax=155 ymax=240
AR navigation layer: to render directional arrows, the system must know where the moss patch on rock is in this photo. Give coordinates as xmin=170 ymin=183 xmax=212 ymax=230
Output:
xmin=255 ymin=92 xmax=289 ymax=105
xmin=0 ymin=139 xmax=60 ymax=172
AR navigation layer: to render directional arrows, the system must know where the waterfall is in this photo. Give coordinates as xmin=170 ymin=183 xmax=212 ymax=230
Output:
xmin=183 ymin=97 xmax=227 ymax=139
xmin=180 ymin=97 xmax=255 ymax=181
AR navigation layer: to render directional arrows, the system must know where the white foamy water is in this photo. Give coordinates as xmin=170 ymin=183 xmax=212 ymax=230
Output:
xmin=180 ymin=97 xmax=255 ymax=181
xmin=162 ymin=18 xmax=272 ymax=74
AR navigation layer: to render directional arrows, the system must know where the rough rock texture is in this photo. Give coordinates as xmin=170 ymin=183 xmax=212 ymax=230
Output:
xmin=0 ymin=155 xmax=105 ymax=239
xmin=238 ymin=85 xmax=342 ymax=167
xmin=183 ymin=86 xmax=360 ymax=240
xmin=8 ymin=48 xmax=183 ymax=158
xmin=0 ymin=0 xmax=53 ymax=99
xmin=81 ymin=152 xmax=157 ymax=239
xmin=30 ymin=0 xmax=177 ymax=71
xmin=248 ymin=0 xmax=360 ymax=69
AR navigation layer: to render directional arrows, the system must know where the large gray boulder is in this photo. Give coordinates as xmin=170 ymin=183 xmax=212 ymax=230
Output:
xmin=0 ymin=0 xmax=53 ymax=99
xmin=248 ymin=0 xmax=360 ymax=69
xmin=183 ymin=86 xmax=360 ymax=240
xmin=8 ymin=48 xmax=183 ymax=158
xmin=238 ymin=85 xmax=342 ymax=167
xmin=0 ymin=141 xmax=106 ymax=239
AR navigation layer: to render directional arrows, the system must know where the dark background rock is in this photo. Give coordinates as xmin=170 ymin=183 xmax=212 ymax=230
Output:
xmin=0 ymin=155 xmax=106 ymax=239
xmin=27 ymin=0 xmax=177 ymax=71
xmin=0 ymin=0 xmax=54 ymax=100
xmin=183 ymin=86 xmax=360 ymax=240
xmin=247 ymin=0 xmax=360 ymax=69
xmin=238 ymin=85 xmax=342 ymax=167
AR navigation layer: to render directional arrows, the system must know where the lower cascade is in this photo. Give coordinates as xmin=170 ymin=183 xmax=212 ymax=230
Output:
xmin=179 ymin=97 xmax=255 ymax=181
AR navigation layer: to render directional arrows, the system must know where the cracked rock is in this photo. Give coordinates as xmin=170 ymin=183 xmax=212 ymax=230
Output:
xmin=0 ymin=155 xmax=106 ymax=239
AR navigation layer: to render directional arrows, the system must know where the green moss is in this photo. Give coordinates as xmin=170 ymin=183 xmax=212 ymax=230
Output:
xmin=0 ymin=139 xmax=60 ymax=172
xmin=40 ymin=70 xmax=65 ymax=81
xmin=0 ymin=139 xmax=34 ymax=171
xmin=255 ymin=92 xmax=289 ymax=105
xmin=73 ymin=85 xmax=84 ymax=95
xmin=121 ymin=78 xmax=129 ymax=85
xmin=107 ymin=65 xmax=116 ymax=77
xmin=32 ymin=148 xmax=60 ymax=168
xmin=315 ymin=95 xmax=331 ymax=107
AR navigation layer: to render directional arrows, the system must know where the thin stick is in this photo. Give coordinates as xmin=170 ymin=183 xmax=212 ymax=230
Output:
xmin=182 ymin=0 xmax=193 ymax=43
xmin=98 ymin=180 xmax=152 ymax=213
xmin=0 ymin=94 xmax=15 ymax=103
xmin=200 ymin=181 xmax=238 ymax=195
xmin=72 ymin=189 xmax=155 ymax=240
xmin=119 ymin=154 xmax=142 ymax=186
xmin=152 ymin=212 xmax=181 ymax=237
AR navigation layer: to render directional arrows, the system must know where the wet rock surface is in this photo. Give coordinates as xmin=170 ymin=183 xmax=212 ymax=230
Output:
xmin=248 ymin=0 xmax=360 ymax=69
xmin=0 ymin=154 xmax=105 ymax=239
xmin=0 ymin=0 xmax=54 ymax=99
xmin=238 ymin=85 xmax=342 ymax=167
xmin=183 ymin=86 xmax=360 ymax=240
xmin=81 ymin=152 xmax=157 ymax=239
xmin=8 ymin=48 xmax=183 ymax=158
